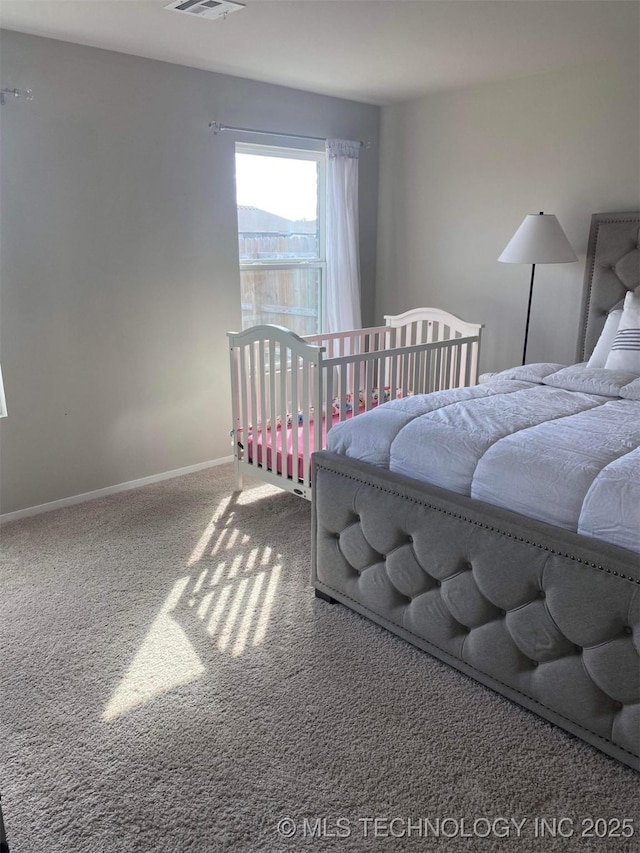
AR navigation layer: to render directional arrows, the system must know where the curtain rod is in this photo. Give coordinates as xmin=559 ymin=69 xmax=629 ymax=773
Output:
xmin=208 ymin=121 xmax=369 ymax=148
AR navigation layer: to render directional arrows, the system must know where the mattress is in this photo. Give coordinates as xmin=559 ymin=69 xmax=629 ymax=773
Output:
xmin=247 ymin=404 xmax=376 ymax=479
xmin=247 ymin=412 xmax=338 ymax=480
xmin=326 ymin=364 xmax=640 ymax=555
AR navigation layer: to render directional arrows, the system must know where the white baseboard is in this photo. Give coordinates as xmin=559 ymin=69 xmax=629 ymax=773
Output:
xmin=0 ymin=456 xmax=234 ymax=524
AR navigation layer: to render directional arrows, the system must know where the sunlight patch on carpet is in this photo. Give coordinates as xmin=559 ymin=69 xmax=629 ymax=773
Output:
xmin=184 ymin=489 xmax=284 ymax=656
xmin=102 ymin=576 xmax=205 ymax=721
xmin=186 ymin=482 xmax=281 ymax=567
xmin=104 ymin=487 xmax=289 ymax=720
xmin=193 ymin=563 xmax=282 ymax=657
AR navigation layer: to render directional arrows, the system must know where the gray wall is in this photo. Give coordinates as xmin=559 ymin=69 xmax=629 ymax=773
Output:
xmin=0 ymin=31 xmax=380 ymax=514
xmin=376 ymin=57 xmax=640 ymax=372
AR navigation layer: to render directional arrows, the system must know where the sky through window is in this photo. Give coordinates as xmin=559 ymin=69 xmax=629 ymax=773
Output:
xmin=235 ymin=153 xmax=318 ymax=221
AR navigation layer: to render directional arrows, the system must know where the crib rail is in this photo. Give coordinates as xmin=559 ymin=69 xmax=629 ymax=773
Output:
xmin=228 ymin=309 xmax=482 ymax=500
xmin=304 ymin=325 xmax=390 ymax=359
xmin=322 ymin=335 xmax=479 ymax=430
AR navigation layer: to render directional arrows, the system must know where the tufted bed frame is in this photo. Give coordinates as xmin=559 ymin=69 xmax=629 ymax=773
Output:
xmin=312 ymin=212 xmax=640 ymax=770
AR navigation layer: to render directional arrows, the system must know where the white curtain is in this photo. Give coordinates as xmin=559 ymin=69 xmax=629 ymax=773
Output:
xmin=325 ymin=139 xmax=362 ymax=333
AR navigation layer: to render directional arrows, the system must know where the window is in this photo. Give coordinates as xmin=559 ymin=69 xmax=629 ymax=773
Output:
xmin=235 ymin=143 xmax=326 ymax=336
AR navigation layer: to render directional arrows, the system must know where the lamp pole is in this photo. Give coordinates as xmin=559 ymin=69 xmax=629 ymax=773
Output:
xmin=521 ymin=212 xmax=544 ymax=365
xmin=522 ymin=262 xmax=536 ymax=365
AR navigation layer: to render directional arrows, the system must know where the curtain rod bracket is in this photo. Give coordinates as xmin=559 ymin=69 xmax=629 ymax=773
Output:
xmin=0 ymin=87 xmax=33 ymax=106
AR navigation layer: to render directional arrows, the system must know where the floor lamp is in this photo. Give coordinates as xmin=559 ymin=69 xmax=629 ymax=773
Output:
xmin=498 ymin=212 xmax=577 ymax=365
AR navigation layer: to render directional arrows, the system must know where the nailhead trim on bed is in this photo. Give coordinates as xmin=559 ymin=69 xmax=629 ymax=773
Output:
xmin=317 ymin=461 xmax=640 ymax=585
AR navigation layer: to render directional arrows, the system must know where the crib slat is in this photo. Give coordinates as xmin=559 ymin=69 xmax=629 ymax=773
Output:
xmin=470 ymin=339 xmax=479 ymax=385
xmin=431 ymin=345 xmax=438 ymax=390
xmin=446 ymin=341 xmax=453 ymax=388
xmin=451 ymin=342 xmax=460 ymax=388
xmin=239 ymin=347 xmax=248 ymax=454
xmin=465 ymin=342 xmax=472 ymax=387
xmin=365 ymin=359 xmax=371 ymax=407
xmin=314 ymin=353 xmax=323 ymax=454
xmin=388 ymin=326 xmax=398 ymax=400
xmin=440 ymin=342 xmax=447 ymax=390
xmin=401 ymin=349 xmax=409 ymax=396
xmin=425 ymin=346 xmax=433 ymax=394
xmin=444 ymin=341 xmax=451 ymax=388
xmin=248 ymin=342 xmax=258 ymax=463
xmin=280 ymin=344 xmax=288 ymax=473
xmin=340 ymin=363 xmax=348 ymax=422
xmin=325 ymin=362 xmax=334 ymax=433
xmin=290 ymin=355 xmax=299 ymax=476
xmin=269 ymin=338 xmax=276 ymax=434
xmin=258 ymin=341 xmax=268 ymax=471
xmin=302 ymin=359 xmax=310 ymax=484
xmin=444 ymin=342 xmax=452 ymax=390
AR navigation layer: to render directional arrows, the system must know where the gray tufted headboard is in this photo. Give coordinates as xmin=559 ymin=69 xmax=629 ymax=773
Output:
xmin=577 ymin=211 xmax=640 ymax=361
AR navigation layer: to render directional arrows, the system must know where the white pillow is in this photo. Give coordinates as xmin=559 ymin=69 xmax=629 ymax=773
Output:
xmin=587 ymin=308 xmax=622 ymax=367
xmin=605 ymin=290 xmax=640 ymax=374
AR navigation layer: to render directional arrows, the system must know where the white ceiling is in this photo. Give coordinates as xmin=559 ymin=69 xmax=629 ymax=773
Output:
xmin=1 ymin=0 xmax=638 ymax=105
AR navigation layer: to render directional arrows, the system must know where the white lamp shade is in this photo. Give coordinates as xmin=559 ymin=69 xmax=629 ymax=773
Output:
xmin=498 ymin=213 xmax=578 ymax=264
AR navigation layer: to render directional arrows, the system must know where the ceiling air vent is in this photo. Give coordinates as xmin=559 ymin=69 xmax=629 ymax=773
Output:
xmin=164 ymin=0 xmax=245 ymax=21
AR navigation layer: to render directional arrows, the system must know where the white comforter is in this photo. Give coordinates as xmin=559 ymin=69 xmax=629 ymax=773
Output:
xmin=327 ymin=364 xmax=640 ymax=555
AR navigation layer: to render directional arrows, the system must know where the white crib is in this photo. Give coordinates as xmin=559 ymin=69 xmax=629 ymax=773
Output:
xmin=228 ymin=308 xmax=482 ymax=499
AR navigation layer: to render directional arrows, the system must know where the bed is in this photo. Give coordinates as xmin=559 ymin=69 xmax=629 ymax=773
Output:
xmin=228 ymin=308 xmax=482 ymax=499
xmin=312 ymin=211 xmax=640 ymax=770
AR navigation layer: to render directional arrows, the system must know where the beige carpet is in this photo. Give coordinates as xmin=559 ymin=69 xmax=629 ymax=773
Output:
xmin=1 ymin=464 xmax=638 ymax=852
